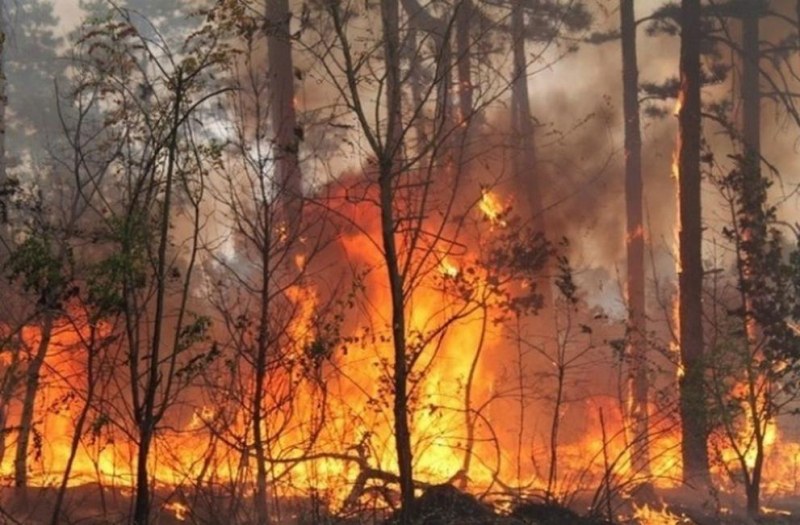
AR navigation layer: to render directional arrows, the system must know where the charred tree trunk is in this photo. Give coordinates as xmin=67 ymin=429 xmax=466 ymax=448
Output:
xmin=620 ymin=0 xmax=649 ymax=475
xmin=677 ymin=0 xmax=710 ymax=487
xmin=267 ymin=0 xmax=302 ymax=228
xmin=381 ymin=0 xmax=414 ymax=520
xmin=14 ymin=312 xmax=54 ymax=491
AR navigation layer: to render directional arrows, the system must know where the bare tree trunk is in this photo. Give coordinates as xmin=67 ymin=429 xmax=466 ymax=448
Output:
xmin=746 ymin=436 xmax=764 ymax=516
xmin=510 ymin=3 xmax=551 ymax=310
xmin=0 ymin=16 xmax=6 ymax=194
xmin=456 ymin=0 xmax=473 ymax=128
xmin=740 ymin=4 xmax=762 ymax=304
xmin=741 ymin=13 xmax=763 ymax=516
xmin=546 ymin=364 xmax=565 ymax=501
xmin=510 ymin=3 xmax=543 ymax=232
xmin=677 ymin=0 xmax=710 ymax=486
xmin=435 ymin=35 xmax=454 ymax=140
xmin=0 ymin=12 xmax=7 ymax=228
xmin=453 ymin=0 xmax=476 ymax=173
xmin=620 ymin=0 xmax=649 ymax=476
xmin=253 ymin=216 xmax=273 ymax=525
xmin=14 ymin=312 xmax=54 ymax=491
xmin=742 ymin=11 xmax=760 ymax=169
xmin=267 ymin=0 xmax=302 ymax=227
xmin=380 ymin=0 xmax=415 ymax=520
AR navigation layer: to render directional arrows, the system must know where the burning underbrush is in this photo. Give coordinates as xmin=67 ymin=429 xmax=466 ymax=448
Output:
xmin=0 ymin=176 xmax=799 ymax=523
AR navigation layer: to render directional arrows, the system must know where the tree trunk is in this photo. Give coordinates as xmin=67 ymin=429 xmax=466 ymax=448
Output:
xmin=546 ymin=365 xmax=566 ymax=501
xmin=0 ymin=17 xmax=6 ymax=192
xmin=0 ymin=339 xmax=20 ymax=467
xmin=253 ymin=204 xmax=273 ymax=525
xmin=380 ymin=0 xmax=415 ymax=521
xmin=456 ymin=0 xmax=473 ymax=129
xmin=511 ymin=3 xmax=543 ymax=232
xmin=620 ymin=0 xmax=649 ymax=476
xmin=14 ymin=313 xmax=54 ymax=490
xmin=454 ymin=0 xmax=476 ymax=172
xmin=267 ymin=0 xmax=302 ymax=228
xmin=677 ymin=0 xmax=710 ymax=486
xmin=742 ymin=13 xmax=765 ymax=518
xmin=746 ymin=438 xmax=764 ymax=516
xmin=132 ymin=73 xmax=183 ymax=525
xmin=435 ymin=35 xmax=454 ymax=141
xmin=133 ymin=420 xmax=154 ymax=525
xmin=740 ymin=4 xmax=761 ymax=320
xmin=0 ymin=14 xmax=7 ymax=226
xmin=511 ymin=3 xmax=551 ymax=310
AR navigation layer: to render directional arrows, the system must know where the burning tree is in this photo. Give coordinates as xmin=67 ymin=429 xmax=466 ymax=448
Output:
xmin=675 ymin=0 xmax=711 ymax=488
xmin=298 ymin=1 xmax=562 ymax=519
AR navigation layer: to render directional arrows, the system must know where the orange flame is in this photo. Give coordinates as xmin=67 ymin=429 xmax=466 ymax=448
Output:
xmin=478 ymin=189 xmax=507 ymax=227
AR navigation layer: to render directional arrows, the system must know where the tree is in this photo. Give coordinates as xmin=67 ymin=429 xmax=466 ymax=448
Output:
xmin=63 ymin=10 xmax=230 ymax=523
xmin=0 ymin=1 xmax=80 ymax=494
xmin=510 ymin=1 xmax=544 ymax=235
xmin=378 ymin=0 xmax=415 ymax=516
xmin=508 ymin=1 xmax=590 ymax=236
xmin=7 ymin=234 xmax=62 ymax=491
xmin=620 ymin=0 xmax=649 ymax=477
xmin=305 ymin=1 xmax=509 ymax=519
xmin=266 ymin=0 xmax=302 ymax=226
xmin=0 ymin=2 xmax=6 ymax=219
xmin=701 ymin=2 xmax=800 ymax=515
xmin=677 ymin=0 xmax=711 ymax=486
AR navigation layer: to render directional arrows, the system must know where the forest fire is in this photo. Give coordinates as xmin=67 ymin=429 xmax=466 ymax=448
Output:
xmin=2 ymin=0 xmax=800 ymax=524
xmin=2 ymin=185 xmax=798 ymax=520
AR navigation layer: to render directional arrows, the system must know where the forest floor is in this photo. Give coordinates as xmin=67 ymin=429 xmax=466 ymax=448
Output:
xmin=1 ymin=483 xmax=800 ymax=524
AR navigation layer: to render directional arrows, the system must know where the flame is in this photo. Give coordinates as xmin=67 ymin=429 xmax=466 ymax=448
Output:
xmin=632 ymin=503 xmax=684 ymax=525
xmin=478 ymin=189 xmax=507 ymax=227
xmin=165 ymin=501 xmax=189 ymax=521
xmin=673 ymin=93 xmax=683 ymax=117
xmin=439 ymin=258 xmax=459 ymax=278
xmin=2 ymin=180 xmax=799 ymax=514
xmin=626 ymin=224 xmax=645 ymax=244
